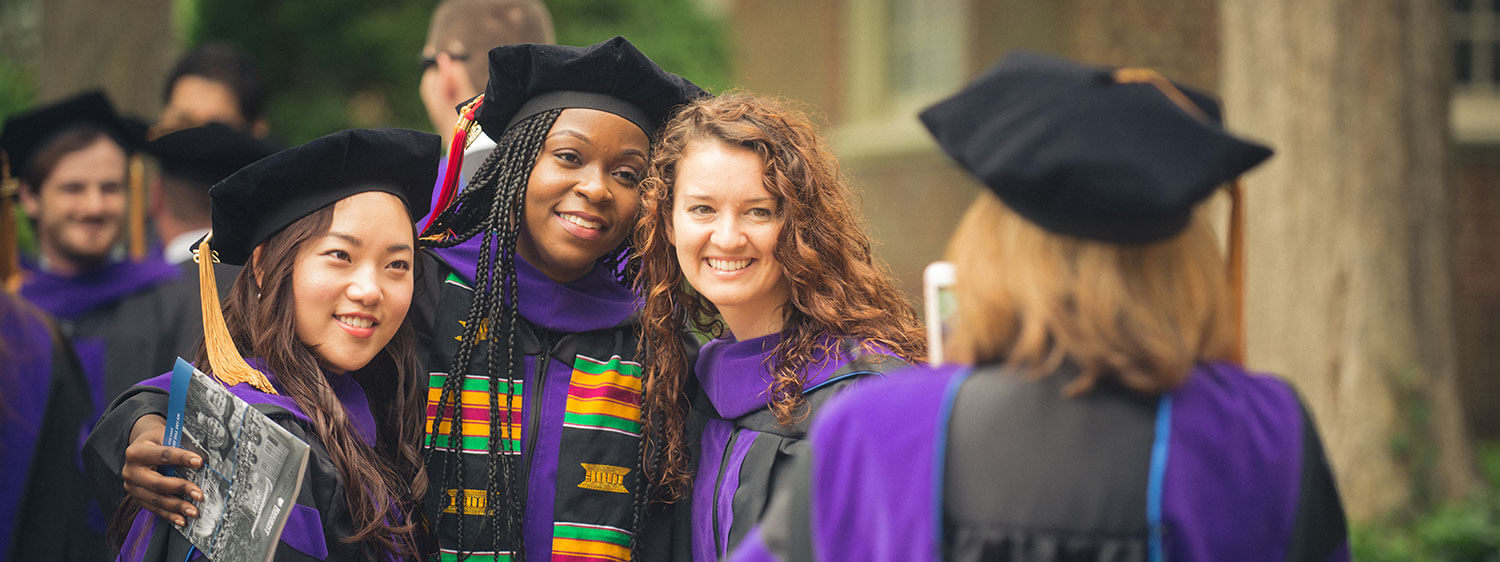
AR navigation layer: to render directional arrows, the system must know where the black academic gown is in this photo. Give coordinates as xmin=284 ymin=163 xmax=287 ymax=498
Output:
xmin=0 ymin=297 xmax=101 ymax=561
xmin=20 ymin=258 xmax=194 ymax=423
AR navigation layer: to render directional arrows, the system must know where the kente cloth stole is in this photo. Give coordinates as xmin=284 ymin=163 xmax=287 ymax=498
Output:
xmin=427 ymin=271 xmax=645 ymax=562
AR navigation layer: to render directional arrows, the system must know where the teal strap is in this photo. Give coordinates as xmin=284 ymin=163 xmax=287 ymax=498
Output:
xmin=1147 ymin=394 xmax=1174 ymax=562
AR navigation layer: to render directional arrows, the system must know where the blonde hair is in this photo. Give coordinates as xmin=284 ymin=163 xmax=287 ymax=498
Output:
xmin=945 ymin=191 xmax=1235 ymax=396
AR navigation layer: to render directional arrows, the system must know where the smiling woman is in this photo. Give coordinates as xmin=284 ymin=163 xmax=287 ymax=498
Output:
xmin=85 ymin=128 xmax=441 ymax=561
xmin=282 ymin=192 xmax=416 ymax=374
xmin=517 ymin=108 xmax=650 ymax=282
xmin=411 ymin=37 xmax=704 ymax=561
xmin=634 ymin=92 xmax=926 ymax=559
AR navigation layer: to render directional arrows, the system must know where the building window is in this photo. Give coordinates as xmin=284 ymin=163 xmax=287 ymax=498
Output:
xmin=838 ymin=0 xmax=968 ymax=158
xmin=1453 ymin=0 xmax=1500 ymax=142
xmin=887 ymin=0 xmax=965 ymax=103
xmin=1454 ymin=0 xmax=1499 ymax=90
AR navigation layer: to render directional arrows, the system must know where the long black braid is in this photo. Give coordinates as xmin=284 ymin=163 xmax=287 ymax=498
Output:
xmin=422 ymin=109 xmax=561 ymax=560
xmin=422 ymin=107 xmax=653 ymax=560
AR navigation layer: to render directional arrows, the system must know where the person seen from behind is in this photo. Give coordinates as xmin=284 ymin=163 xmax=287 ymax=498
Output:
xmin=733 ymin=51 xmax=1350 ymax=562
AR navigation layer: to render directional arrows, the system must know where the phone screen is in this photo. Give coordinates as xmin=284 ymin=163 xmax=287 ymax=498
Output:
xmin=923 ymin=261 xmax=956 ymax=365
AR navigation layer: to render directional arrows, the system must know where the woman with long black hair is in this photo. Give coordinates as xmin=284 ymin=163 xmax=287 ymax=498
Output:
xmin=96 ymin=128 xmax=438 ymax=560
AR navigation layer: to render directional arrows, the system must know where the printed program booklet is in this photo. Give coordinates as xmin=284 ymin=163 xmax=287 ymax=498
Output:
xmin=162 ymin=357 xmax=310 ymax=562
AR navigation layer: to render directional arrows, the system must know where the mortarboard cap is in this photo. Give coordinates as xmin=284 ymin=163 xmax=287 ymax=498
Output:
xmin=476 ymin=36 xmax=706 ymax=139
xmin=144 ymin=123 xmax=279 ymax=188
xmin=919 ymin=51 xmax=1273 ymax=244
xmin=194 ymin=128 xmax=438 ymax=394
xmin=208 ymin=128 xmax=439 ymax=266
xmin=0 ymin=90 xmax=147 ymax=181
xmin=423 ymin=36 xmax=705 ymax=229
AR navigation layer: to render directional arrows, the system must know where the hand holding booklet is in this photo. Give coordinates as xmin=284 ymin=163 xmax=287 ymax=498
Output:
xmin=162 ymin=358 xmax=310 ymax=562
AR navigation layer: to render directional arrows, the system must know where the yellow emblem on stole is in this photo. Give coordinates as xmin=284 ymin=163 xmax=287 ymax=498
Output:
xmin=578 ymin=463 xmax=631 ymax=494
xmin=441 ymin=488 xmax=490 ymax=515
xmin=455 ymin=318 xmax=491 ymax=342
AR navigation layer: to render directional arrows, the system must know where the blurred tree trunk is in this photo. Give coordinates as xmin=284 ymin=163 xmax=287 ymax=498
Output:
xmin=39 ymin=0 xmax=177 ymax=119
xmin=1221 ymin=0 xmax=1476 ymax=520
xmin=1063 ymin=0 xmax=1220 ymax=92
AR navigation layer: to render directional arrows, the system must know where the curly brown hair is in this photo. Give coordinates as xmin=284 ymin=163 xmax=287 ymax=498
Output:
xmin=634 ymin=93 xmax=926 ymax=497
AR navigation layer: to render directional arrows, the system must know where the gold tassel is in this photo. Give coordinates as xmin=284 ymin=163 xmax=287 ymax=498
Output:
xmin=1 ymin=191 xmax=18 ymax=294
xmin=1227 ymin=179 xmax=1246 ymax=365
xmin=195 ymin=234 xmax=277 ymax=394
xmin=128 ymin=154 xmax=147 ymax=261
xmin=1 ymin=152 xmax=21 ymax=294
xmin=1112 ymin=68 xmax=1211 ymax=123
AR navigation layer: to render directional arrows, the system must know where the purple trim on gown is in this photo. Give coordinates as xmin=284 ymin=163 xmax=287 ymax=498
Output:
xmin=118 ymin=498 xmax=330 ymax=561
xmin=511 ymin=253 xmax=639 ymax=557
xmin=731 ymin=361 xmax=1349 ymax=561
xmin=423 ymin=152 xmax=641 ymax=550
xmin=137 ymin=361 xmax=377 ymax=447
xmin=0 ymin=303 xmax=57 ymax=556
xmin=424 ymin=251 xmax=638 ymax=555
xmin=513 ymin=251 xmax=638 ymax=333
xmin=21 ymin=258 xmax=181 ymax=422
xmin=1162 ymin=361 xmax=1302 ymax=560
xmin=74 ymin=340 xmax=108 ymax=418
xmin=804 ymin=363 xmax=964 ymax=561
xmin=122 ymin=360 xmax=383 ymax=559
xmin=21 ymin=258 xmax=181 ymax=320
xmin=693 ymin=333 xmax=878 ymax=560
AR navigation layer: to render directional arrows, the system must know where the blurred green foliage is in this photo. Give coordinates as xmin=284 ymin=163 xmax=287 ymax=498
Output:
xmin=547 ymin=0 xmax=731 ymax=93
xmin=0 ymin=59 xmax=37 ymax=125
xmin=0 ymin=58 xmax=37 ymax=257
xmin=190 ymin=0 xmax=436 ymax=145
xmin=184 ymin=0 xmax=729 ymax=145
xmin=1352 ymin=441 xmax=1500 ymax=561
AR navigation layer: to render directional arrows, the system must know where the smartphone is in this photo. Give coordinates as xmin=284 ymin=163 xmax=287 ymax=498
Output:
xmin=923 ymin=261 xmax=957 ymax=365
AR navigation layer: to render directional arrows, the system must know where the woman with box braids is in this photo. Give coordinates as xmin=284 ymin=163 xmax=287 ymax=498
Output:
xmin=422 ymin=107 xmax=561 ymax=560
xmin=413 ymin=37 xmax=703 ymax=561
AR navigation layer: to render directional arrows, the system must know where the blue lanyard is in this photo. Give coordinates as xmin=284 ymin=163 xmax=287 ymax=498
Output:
xmin=1147 ymin=394 xmax=1174 ymax=562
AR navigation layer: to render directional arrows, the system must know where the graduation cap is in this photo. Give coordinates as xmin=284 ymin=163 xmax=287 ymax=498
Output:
xmin=918 ymin=50 xmax=1273 ymax=244
xmin=0 ymin=90 xmax=146 ymax=182
xmin=425 ymin=36 xmax=705 ymax=232
xmin=194 ymin=128 xmax=439 ymax=393
xmin=144 ymin=123 xmax=279 ymax=187
xmin=0 ymin=91 xmax=147 ymax=289
xmin=478 ymin=35 xmax=705 ymax=139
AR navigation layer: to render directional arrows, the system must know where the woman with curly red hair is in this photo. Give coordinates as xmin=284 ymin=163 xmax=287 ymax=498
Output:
xmin=633 ymin=93 xmax=926 ymax=560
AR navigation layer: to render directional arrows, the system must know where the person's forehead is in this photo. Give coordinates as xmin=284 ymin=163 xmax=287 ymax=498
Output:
xmin=165 ymin=76 xmax=245 ymax=121
xmin=42 ymin=139 xmax=128 ymax=182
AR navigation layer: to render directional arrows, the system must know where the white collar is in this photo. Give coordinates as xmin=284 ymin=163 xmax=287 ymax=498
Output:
xmin=164 ymin=228 xmax=211 ymax=265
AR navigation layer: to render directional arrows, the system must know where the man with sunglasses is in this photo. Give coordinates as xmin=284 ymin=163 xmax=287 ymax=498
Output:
xmin=419 ymin=0 xmax=554 ymax=151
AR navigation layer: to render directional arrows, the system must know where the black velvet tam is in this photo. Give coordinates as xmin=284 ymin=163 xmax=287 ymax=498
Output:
xmin=476 ymin=36 xmax=706 ymax=139
xmin=145 ymin=123 xmax=280 ymax=187
xmin=0 ymin=90 xmax=147 ymax=177
xmin=920 ymin=51 xmax=1273 ymax=244
xmin=207 ymin=128 xmax=438 ymax=265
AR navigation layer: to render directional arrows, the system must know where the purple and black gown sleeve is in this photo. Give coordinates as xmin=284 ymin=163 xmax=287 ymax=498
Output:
xmin=108 ymin=388 xmax=382 ymax=561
